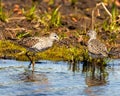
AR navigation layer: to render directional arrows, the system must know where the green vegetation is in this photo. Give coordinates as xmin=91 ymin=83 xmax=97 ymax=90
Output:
xmin=70 ymin=0 xmax=78 ymax=6
xmin=39 ymin=6 xmax=61 ymax=29
xmin=102 ymin=2 xmax=119 ymax=32
xmin=0 ymin=40 xmax=110 ymax=65
xmin=48 ymin=0 xmax=54 ymax=5
xmin=0 ymin=40 xmax=26 ymax=59
xmin=0 ymin=40 xmax=84 ymax=62
xmin=22 ymin=5 xmax=38 ymax=21
xmin=23 ymin=5 xmax=61 ymax=28
xmin=0 ymin=0 xmax=119 ymax=65
xmin=50 ymin=5 xmax=61 ymax=27
xmin=16 ymin=31 xmax=31 ymax=39
xmin=110 ymin=2 xmax=119 ymax=31
xmin=0 ymin=0 xmax=8 ymax=22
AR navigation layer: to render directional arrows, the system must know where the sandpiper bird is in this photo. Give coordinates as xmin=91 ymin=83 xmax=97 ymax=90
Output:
xmin=16 ymin=33 xmax=59 ymax=71
xmin=87 ymin=30 xmax=108 ymax=58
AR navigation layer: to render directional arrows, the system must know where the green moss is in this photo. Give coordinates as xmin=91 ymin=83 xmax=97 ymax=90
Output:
xmin=37 ymin=45 xmax=84 ymax=61
xmin=0 ymin=40 xmax=26 ymax=59
xmin=0 ymin=40 xmax=112 ymax=65
xmin=0 ymin=40 xmax=85 ymax=62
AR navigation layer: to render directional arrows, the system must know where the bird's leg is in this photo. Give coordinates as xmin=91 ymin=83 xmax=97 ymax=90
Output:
xmin=31 ymin=52 xmax=36 ymax=72
xmin=91 ymin=58 xmax=96 ymax=79
xmin=26 ymin=51 xmax=36 ymax=72
xmin=25 ymin=51 xmax=33 ymax=68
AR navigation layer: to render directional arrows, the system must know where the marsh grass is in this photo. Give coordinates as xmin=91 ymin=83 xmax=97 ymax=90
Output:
xmin=92 ymin=2 xmax=119 ymax=32
xmin=70 ymin=0 xmax=78 ymax=6
xmin=16 ymin=31 xmax=31 ymax=39
xmin=48 ymin=0 xmax=54 ymax=5
xmin=109 ymin=2 xmax=119 ymax=31
xmin=0 ymin=0 xmax=8 ymax=22
xmin=102 ymin=2 xmax=119 ymax=32
xmin=50 ymin=5 xmax=61 ymax=27
xmin=22 ymin=5 xmax=38 ymax=21
xmin=22 ymin=5 xmax=62 ymax=31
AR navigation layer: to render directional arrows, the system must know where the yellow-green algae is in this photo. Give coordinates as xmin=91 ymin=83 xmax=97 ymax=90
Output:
xmin=0 ymin=40 xmax=86 ymax=62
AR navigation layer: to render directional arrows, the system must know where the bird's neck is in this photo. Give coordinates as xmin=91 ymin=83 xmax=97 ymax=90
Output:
xmin=49 ymin=37 xmax=55 ymax=42
xmin=88 ymin=35 xmax=96 ymax=42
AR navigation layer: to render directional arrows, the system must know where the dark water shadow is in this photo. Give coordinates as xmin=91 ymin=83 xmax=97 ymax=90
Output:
xmin=1 ymin=59 xmax=120 ymax=96
xmin=17 ymin=70 xmax=49 ymax=83
xmin=12 ymin=70 xmax=50 ymax=95
xmin=68 ymin=61 xmax=80 ymax=72
xmin=83 ymin=62 xmax=108 ymax=87
xmin=68 ymin=60 xmax=108 ymax=87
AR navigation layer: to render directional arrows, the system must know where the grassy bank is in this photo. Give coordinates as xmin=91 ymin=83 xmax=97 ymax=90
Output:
xmin=0 ymin=40 xmax=86 ymax=62
xmin=0 ymin=0 xmax=120 ymax=64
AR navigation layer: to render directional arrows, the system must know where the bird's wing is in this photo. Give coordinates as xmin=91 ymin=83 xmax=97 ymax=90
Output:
xmin=18 ymin=37 xmax=39 ymax=48
xmin=31 ymin=37 xmax=53 ymax=51
xmin=88 ymin=39 xmax=108 ymax=55
xmin=88 ymin=41 xmax=100 ymax=54
xmin=98 ymin=40 xmax=108 ymax=53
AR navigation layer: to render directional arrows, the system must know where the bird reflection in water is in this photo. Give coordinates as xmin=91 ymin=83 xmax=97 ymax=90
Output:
xmin=68 ymin=61 xmax=80 ymax=72
xmin=19 ymin=70 xmax=48 ymax=82
xmin=68 ymin=60 xmax=108 ymax=86
xmin=83 ymin=61 xmax=108 ymax=86
xmin=17 ymin=70 xmax=50 ymax=93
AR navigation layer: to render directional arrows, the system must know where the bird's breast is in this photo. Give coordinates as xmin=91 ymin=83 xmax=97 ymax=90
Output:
xmin=31 ymin=41 xmax=53 ymax=51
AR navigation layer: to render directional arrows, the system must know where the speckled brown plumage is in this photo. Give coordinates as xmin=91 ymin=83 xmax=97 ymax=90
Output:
xmin=18 ymin=37 xmax=39 ymax=48
xmin=87 ymin=30 xmax=108 ymax=58
xmin=88 ymin=39 xmax=108 ymax=57
xmin=11 ymin=32 xmax=59 ymax=72
xmin=17 ymin=33 xmax=59 ymax=52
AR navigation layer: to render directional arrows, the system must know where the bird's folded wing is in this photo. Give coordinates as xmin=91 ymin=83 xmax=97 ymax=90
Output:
xmin=88 ymin=39 xmax=108 ymax=55
xmin=18 ymin=37 xmax=39 ymax=48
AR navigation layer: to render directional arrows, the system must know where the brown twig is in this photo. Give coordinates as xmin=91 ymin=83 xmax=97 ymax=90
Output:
xmin=91 ymin=2 xmax=113 ymax=30
xmin=97 ymin=2 xmax=112 ymax=22
xmin=8 ymin=17 xmax=26 ymax=21
xmin=5 ymin=28 xmax=26 ymax=31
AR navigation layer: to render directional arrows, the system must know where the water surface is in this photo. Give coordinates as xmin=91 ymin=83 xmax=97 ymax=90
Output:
xmin=0 ymin=59 xmax=120 ymax=96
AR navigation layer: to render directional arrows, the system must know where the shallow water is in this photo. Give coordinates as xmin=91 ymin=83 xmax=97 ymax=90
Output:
xmin=0 ymin=59 xmax=120 ymax=96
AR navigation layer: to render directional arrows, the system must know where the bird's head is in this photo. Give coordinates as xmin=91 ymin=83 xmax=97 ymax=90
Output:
xmin=87 ymin=30 xmax=97 ymax=39
xmin=49 ymin=33 xmax=59 ymax=41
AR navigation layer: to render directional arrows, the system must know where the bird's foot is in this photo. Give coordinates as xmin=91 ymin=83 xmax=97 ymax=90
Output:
xmin=28 ymin=62 xmax=32 ymax=69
